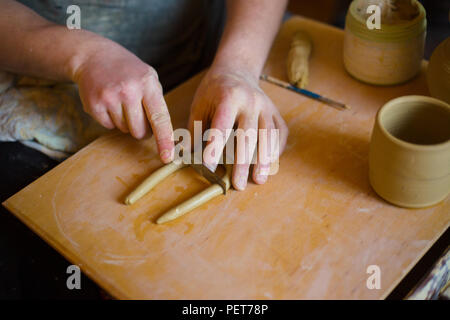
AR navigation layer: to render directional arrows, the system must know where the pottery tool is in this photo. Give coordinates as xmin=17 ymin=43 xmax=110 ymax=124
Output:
xmin=287 ymin=30 xmax=312 ymax=89
xmin=125 ymin=159 xmax=231 ymax=224
xmin=190 ymin=163 xmax=227 ymax=194
xmin=260 ymin=74 xmax=349 ymax=110
xmin=156 ymin=165 xmax=232 ymax=224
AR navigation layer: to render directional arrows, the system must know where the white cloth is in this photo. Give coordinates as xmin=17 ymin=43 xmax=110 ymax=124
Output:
xmin=0 ymin=71 xmax=107 ymax=159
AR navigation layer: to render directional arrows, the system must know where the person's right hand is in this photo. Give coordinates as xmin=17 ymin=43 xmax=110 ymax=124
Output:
xmin=72 ymin=41 xmax=174 ymax=163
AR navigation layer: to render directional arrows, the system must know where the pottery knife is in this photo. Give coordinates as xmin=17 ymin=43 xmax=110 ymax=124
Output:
xmin=189 ymin=163 xmax=227 ymax=195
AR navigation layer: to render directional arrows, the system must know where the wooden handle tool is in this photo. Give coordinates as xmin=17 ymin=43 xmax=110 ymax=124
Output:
xmin=287 ymin=30 xmax=312 ymax=89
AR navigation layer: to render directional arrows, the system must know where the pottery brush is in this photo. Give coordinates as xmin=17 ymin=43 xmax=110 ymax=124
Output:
xmin=260 ymin=74 xmax=349 ymax=111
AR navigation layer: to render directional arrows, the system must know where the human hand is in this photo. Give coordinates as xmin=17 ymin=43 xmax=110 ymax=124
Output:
xmin=188 ymin=66 xmax=288 ymax=190
xmin=73 ymin=42 xmax=174 ymax=163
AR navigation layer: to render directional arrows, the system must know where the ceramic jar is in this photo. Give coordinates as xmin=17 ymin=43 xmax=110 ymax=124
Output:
xmin=343 ymin=0 xmax=427 ymax=85
xmin=427 ymin=38 xmax=450 ymax=104
xmin=369 ymin=96 xmax=450 ymax=208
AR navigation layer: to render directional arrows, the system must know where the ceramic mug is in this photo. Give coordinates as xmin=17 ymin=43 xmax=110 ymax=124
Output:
xmin=369 ymin=96 xmax=450 ymax=208
xmin=427 ymin=37 xmax=450 ymax=104
xmin=343 ymin=0 xmax=426 ymax=85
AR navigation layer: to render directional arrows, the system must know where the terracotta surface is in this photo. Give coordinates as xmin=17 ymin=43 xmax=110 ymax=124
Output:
xmin=3 ymin=17 xmax=449 ymax=299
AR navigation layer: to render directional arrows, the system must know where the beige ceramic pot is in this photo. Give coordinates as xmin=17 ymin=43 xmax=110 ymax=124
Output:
xmin=343 ymin=0 xmax=426 ymax=85
xmin=369 ymin=96 xmax=450 ymax=208
xmin=427 ymin=37 xmax=450 ymax=104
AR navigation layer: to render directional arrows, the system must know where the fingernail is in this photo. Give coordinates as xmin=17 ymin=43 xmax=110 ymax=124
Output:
xmin=160 ymin=149 xmax=173 ymax=162
xmin=255 ymin=166 xmax=269 ymax=184
xmin=235 ymin=175 xmax=247 ymax=190
xmin=256 ymin=173 xmax=268 ymax=184
xmin=204 ymin=162 xmax=217 ymax=173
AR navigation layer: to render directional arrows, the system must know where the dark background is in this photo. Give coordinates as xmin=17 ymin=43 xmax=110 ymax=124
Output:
xmin=1 ymin=0 xmax=449 ymax=299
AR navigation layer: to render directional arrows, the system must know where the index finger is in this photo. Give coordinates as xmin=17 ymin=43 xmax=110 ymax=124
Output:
xmin=143 ymin=79 xmax=174 ymax=164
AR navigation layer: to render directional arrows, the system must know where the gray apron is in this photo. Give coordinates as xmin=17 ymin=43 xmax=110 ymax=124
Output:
xmin=17 ymin=0 xmax=225 ymax=90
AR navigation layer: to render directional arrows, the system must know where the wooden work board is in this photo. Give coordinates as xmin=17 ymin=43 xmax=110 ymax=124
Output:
xmin=3 ymin=17 xmax=449 ymax=299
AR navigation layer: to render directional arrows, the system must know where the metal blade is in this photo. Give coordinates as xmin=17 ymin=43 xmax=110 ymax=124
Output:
xmin=190 ymin=163 xmax=227 ymax=195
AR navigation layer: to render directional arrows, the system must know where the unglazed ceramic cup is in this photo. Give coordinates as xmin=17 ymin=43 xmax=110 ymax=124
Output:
xmin=343 ymin=0 xmax=426 ymax=85
xmin=369 ymin=96 xmax=450 ymax=208
xmin=427 ymin=37 xmax=450 ymax=104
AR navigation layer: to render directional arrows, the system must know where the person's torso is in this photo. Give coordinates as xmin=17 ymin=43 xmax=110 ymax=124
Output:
xmin=18 ymin=0 xmax=225 ymax=89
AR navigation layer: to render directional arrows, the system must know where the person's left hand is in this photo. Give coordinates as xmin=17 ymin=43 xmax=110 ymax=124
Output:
xmin=188 ymin=66 xmax=288 ymax=191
